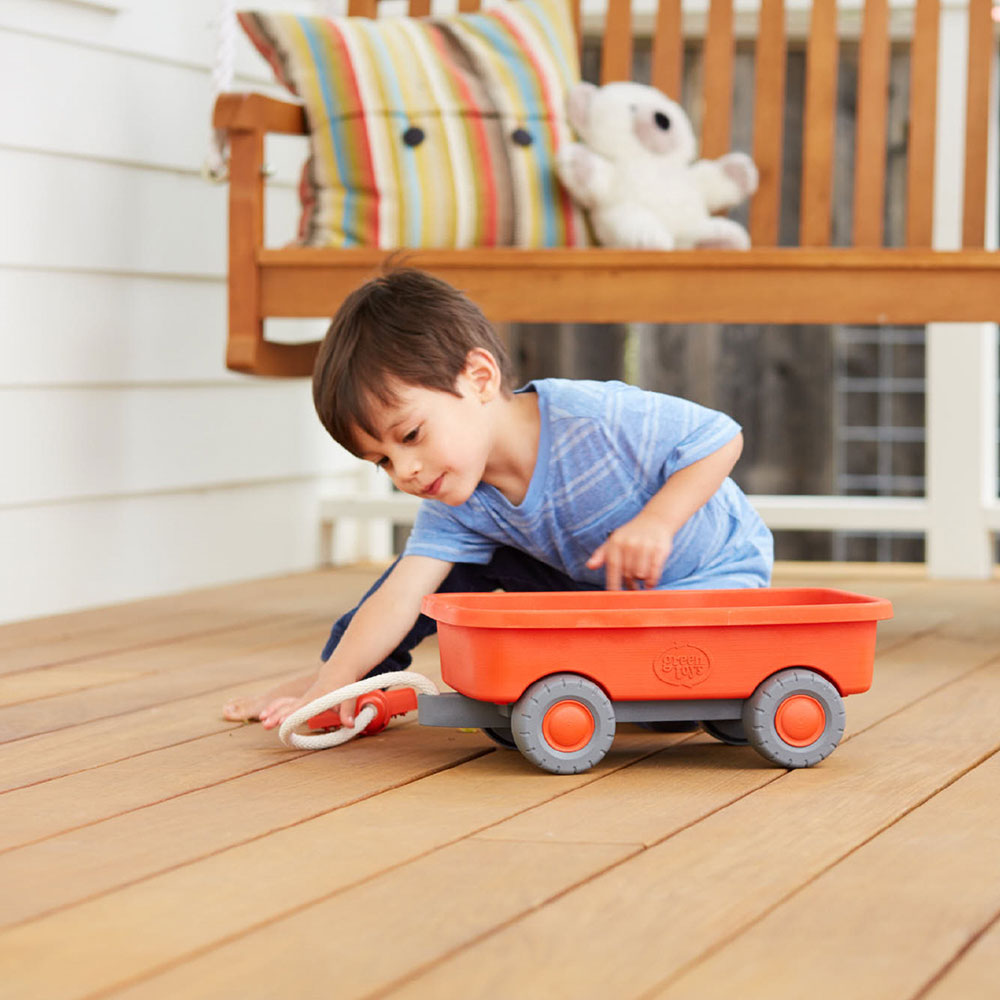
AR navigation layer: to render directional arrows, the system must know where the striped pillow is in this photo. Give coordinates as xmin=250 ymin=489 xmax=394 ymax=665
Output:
xmin=239 ymin=0 xmax=588 ymax=249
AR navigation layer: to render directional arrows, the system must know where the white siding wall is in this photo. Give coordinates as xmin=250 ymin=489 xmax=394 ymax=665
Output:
xmin=0 ymin=0 xmax=363 ymax=624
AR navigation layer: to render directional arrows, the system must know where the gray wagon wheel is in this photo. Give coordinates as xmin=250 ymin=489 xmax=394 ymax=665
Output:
xmin=481 ymin=727 xmax=517 ymax=749
xmin=742 ymin=668 xmax=846 ymax=768
xmin=511 ymin=674 xmax=616 ymax=774
xmin=701 ymin=718 xmax=748 ymax=745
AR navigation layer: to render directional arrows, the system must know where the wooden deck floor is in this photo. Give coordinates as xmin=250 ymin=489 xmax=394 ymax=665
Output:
xmin=2 ymin=563 xmax=999 ymax=999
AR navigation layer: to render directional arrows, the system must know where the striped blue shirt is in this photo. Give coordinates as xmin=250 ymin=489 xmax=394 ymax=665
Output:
xmin=403 ymin=379 xmax=773 ymax=589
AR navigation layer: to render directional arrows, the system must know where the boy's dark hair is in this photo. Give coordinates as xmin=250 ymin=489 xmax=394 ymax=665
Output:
xmin=312 ymin=265 xmax=513 ymax=456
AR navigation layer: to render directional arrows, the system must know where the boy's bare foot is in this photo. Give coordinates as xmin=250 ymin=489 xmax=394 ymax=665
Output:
xmin=221 ymin=672 xmax=316 ymax=723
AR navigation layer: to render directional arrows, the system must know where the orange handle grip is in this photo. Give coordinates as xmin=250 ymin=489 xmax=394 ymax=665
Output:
xmin=307 ymin=686 xmax=419 ymax=735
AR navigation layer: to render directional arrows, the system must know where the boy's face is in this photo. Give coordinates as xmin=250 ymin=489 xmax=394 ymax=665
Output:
xmin=353 ymin=374 xmax=493 ymax=506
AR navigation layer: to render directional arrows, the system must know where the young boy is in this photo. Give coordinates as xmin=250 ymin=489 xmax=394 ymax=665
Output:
xmin=223 ymin=267 xmax=773 ymax=730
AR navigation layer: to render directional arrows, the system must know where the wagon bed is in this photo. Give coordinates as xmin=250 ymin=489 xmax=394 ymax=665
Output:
xmin=419 ymin=587 xmax=893 ymax=771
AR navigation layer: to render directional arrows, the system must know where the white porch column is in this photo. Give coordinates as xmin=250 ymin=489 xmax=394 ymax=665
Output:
xmin=926 ymin=323 xmax=997 ymax=577
xmin=925 ymin=1 xmax=999 ymax=578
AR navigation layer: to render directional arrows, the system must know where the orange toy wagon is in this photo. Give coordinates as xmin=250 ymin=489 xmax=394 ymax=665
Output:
xmin=418 ymin=588 xmax=893 ymax=774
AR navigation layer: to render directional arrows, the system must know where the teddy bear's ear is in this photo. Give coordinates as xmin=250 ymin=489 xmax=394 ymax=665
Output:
xmin=566 ymin=82 xmax=598 ymax=135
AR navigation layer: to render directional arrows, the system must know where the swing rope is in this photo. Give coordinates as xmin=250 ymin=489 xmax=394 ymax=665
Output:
xmin=278 ymin=671 xmax=439 ymax=750
xmin=203 ymin=0 xmax=352 ymax=182
xmin=203 ymin=0 xmax=238 ymax=180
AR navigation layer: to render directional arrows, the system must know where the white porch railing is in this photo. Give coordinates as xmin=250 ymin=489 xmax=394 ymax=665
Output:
xmin=319 ymin=0 xmax=999 ymax=579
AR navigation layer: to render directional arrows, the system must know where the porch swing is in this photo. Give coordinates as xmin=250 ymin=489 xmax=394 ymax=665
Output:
xmin=211 ymin=0 xmax=998 ymax=380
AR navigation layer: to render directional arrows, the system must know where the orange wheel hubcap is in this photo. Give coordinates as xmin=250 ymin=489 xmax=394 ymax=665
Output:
xmin=542 ymin=700 xmax=595 ymax=752
xmin=775 ymin=695 xmax=826 ymax=747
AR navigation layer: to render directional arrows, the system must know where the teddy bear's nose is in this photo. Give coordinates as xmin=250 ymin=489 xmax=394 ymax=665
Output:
xmin=654 ymin=111 xmax=671 ymax=131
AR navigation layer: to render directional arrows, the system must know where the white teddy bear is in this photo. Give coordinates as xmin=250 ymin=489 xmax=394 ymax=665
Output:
xmin=556 ymin=81 xmax=759 ymax=250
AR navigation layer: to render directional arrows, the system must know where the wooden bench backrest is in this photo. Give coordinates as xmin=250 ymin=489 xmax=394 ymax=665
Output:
xmin=346 ymin=0 xmax=995 ymax=250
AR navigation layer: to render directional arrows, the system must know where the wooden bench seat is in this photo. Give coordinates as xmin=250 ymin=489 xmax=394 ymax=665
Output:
xmin=214 ymin=0 xmax=999 ymax=378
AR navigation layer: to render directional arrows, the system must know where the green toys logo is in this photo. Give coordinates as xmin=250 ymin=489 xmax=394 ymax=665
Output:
xmin=653 ymin=644 xmax=711 ymax=687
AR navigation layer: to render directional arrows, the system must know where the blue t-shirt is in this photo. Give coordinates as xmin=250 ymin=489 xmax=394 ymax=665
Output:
xmin=403 ymin=379 xmax=773 ymax=589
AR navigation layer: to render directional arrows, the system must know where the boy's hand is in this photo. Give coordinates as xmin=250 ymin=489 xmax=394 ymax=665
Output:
xmin=587 ymin=511 xmax=675 ymax=590
xmin=259 ymin=683 xmax=357 ymax=731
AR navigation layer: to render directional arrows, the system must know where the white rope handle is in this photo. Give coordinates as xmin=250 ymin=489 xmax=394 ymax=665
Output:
xmin=279 ymin=671 xmax=439 ymax=750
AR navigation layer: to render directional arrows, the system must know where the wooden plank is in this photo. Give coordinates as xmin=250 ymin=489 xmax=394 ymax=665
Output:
xmin=0 ymin=625 xmax=328 ymax=743
xmin=0 ymin=735 xmax=672 ymax=997
xmin=0 ymin=613 xmax=326 ymax=708
xmin=9 ymin=591 xmax=987 ymax=997
xmin=852 ymin=0 xmax=890 ymax=247
xmin=347 ymin=0 xmax=377 ymax=16
xmin=212 ymin=93 xmax=306 ymax=137
xmin=650 ymin=0 xmax=683 ymax=99
xmin=906 ymin=0 xmax=940 ymax=247
xmin=600 ymin=0 xmax=633 ymax=82
xmin=653 ymin=753 xmax=1000 ymax=998
xmin=0 ymin=642 xmax=443 ymax=846
xmin=256 ymin=248 xmax=1000 ymax=329
xmin=961 ymin=0 xmax=993 ymax=248
xmin=0 ymin=723 xmax=314 ymax=853
xmin=0 ymin=723 xmax=490 ymax=930
xmin=119 ymin=840 xmax=638 ymax=1000
xmin=748 ymin=0 xmax=786 ymax=247
xmin=921 ymin=911 xmax=1000 ymax=999
xmin=799 ymin=0 xmax=838 ymax=246
xmin=380 ymin=658 xmax=1000 ymax=998
xmin=700 ymin=0 xmax=735 ymax=159
xmin=0 ymin=683 xmax=299 ymax=793
xmin=477 ymin=631 xmax=1000 ymax=844
xmin=0 ymin=567 xmax=367 ymax=663
xmin=0 ymin=569 xmax=991 ymax=998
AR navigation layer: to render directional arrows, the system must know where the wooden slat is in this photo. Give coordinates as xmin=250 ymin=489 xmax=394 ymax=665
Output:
xmin=408 ymin=0 xmax=431 ymax=16
xmin=569 ymin=0 xmax=582 ymax=58
xmin=748 ymin=0 xmax=787 ymax=246
xmin=0 ymin=684 xmax=295 ymax=793
xmin=650 ymin=0 xmax=683 ymax=100
xmin=256 ymin=247 xmax=1000 ymax=334
xmin=654 ymin=753 xmax=1000 ymax=997
xmin=799 ymin=0 xmax=838 ymax=246
xmin=0 ymin=625 xmax=327 ymax=745
xmin=212 ymin=93 xmax=306 ymax=136
xmin=216 ymin=96 xmax=317 ymax=378
xmin=347 ymin=0 xmax=377 ymax=16
xmin=457 ymin=0 xmax=481 ymax=11
xmin=1 ymin=620 xmax=975 ymax=998
xmin=0 ymin=614 xmax=325 ymax=713
xmin=922 ymin=914 xmax=1000 ymax=998
xmin=0 ymin=735 xmax=670 ymax=995
xmin=600 ymin=0 xmax=633 ymax=82
xmin=852 ymin=0 xmax=890 ymax=247
xmin=0 ymin=724 xmax=487 ymax=931
xmin=700 ymin=0 xmax=735 ymax=159
xmin=906 ymin=0 xmax=940 ymax=247
xmin=0 ymin=570 xmax=360 ymax=687
xmin=0 ymin=725 xmax=313 ymax=854
xmin=962 ymin=0 xmax=993 ymax=248
xmin=5 ymin=568 xmax=1000 ymax=998
xmin=364 ymin=660 xmax=1000 ymax=998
